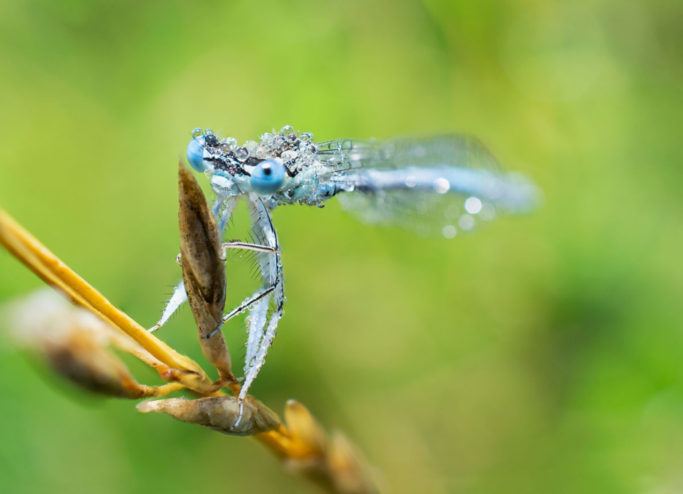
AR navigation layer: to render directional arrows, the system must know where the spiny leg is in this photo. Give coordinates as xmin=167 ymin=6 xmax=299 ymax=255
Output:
xmin=244 ymin=296 xmax=270 ymax=370
xmin=237 ymin=198 xmax=285 ymax=412
xmin=224 ymin=285 xmax=275 ymax=324
xmin=221 ymin=241 xmax=278 ymax=256
xmin=149 ymin=239 xmax=277 ymax=334
xmin=148 ymin=280 xmax=187 ymax=333
xmin=176 ymin=240 xmax=277 ymax=268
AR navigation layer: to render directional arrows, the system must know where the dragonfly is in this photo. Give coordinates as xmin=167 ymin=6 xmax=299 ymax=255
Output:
xmin=151 ymin=125 xmax=538 ymax=403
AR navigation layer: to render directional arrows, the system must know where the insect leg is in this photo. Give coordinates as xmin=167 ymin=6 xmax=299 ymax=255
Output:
xmin=221 ymin=241 xmax=278 ymax=256
xmin=238 ymin=198 xmax=285 ymax=402
xmin=229 ymin=200 xmax=284 ymax=428
xmin=148 ymin=280 xmax=187 ymax=333
xmin=150 ymin=236 xmax=275 ymax=334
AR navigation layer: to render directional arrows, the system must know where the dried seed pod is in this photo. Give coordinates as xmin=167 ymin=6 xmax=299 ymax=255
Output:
xmin=8 ymin=289 xmax=160 ymax=398
xmin=44 ymin=333 xmax=151 ymax=398
xmin=327 ymin=431 xmax=378 ymax=494
xmin=285 ymin=400 xmax=327 ymax=454
xmin=177 ymin=163 xmax=233 ymax=380
xmin=137 ymin=395 xmax=280 ymax=436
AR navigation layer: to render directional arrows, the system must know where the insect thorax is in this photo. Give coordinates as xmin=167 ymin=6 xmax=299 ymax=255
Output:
xmin=196 ymin=125 xmax=319 ymax=177
xmin=195 ymin=126 xmax=338 ymax=208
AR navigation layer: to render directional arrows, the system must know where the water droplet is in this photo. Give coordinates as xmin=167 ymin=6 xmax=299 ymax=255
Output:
xmin=281 ymin=150 xmax=298 ymax=163
xmin=210 ymin=175 xmax=235 ymax=196
xmin=459 ymin=214 xmax=476 ymax=231
xmin=300 ymin=132 xmax=313 ymax=141
xmin=204 ymin=129 xmax=214 ymax=136
xmin=280 ymin=125 xmax=294 ymax=134
xmin=464 ymin=196 xmax=483 ymax=214
xmin=223 ymin=137 xmax=237 ymax=149
xmin=434 ymin=177 xmax=450 ymax=194
xmin=442 ymin=225 xmax=457 ymax=239
xmin=244 ymin=140 xmax=259 ymax=154
xmin=405 ymin=175 xmax=417 ymax=188
xmin=192 ymin=128 xmax=203 ymax=138
xmin=234 ymin=147 xmax=249 ymax=161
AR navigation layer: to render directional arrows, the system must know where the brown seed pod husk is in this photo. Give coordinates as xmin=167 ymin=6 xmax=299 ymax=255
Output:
xmin=8 ymin=289 xmax=157 ymax=398
xmin=177 ymin=163 xmax=233 ymax=380
xmin=137 ymin=395 xmax=281 ymax=436
xmin=45 ymin=333 xmax=151 ymax=398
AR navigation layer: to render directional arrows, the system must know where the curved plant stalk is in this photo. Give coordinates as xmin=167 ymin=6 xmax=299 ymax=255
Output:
xmin=0 ymin=166 xmax=378 ymax=494
xmin=0 ymin=208 xmax=210 ymax=387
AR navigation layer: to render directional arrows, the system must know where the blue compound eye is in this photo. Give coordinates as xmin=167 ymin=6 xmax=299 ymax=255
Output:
xmin=251 ymin=160 xmax=286 ymax=194
xmin=186 ymin=136 xmax=207 ymax=172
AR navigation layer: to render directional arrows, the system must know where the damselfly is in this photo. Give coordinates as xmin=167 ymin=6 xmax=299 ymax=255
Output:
xmin=152 ymin=125 xmax=538 ymax=402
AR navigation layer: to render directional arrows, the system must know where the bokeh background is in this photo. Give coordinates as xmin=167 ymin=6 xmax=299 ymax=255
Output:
xmin=0 ymin=1 xmax=681 ymax=493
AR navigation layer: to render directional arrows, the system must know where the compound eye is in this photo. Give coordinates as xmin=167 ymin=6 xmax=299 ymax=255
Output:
xmin=250 ymin=160 xmax=286 ymax=194
xmin=186 ymin=136 xmax=207 ymax=172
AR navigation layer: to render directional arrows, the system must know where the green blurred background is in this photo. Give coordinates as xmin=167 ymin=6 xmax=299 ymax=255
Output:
xmin=0 ymin=0 xmax=681 ymax=492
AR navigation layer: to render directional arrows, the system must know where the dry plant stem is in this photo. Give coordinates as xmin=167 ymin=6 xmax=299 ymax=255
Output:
xmin=0 ymin=208 xmax=311 ymax=453
xmin=0 ymin=208 xmax=211 ymax=390
xmin=0 ymin=202 xmax=378 ymax=493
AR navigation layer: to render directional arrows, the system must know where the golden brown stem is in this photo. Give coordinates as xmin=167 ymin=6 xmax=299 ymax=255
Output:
xmin=0 ymin=205 xmax=378 ymax=493
xmin=0 ymin=208 xmax=211 ymax=389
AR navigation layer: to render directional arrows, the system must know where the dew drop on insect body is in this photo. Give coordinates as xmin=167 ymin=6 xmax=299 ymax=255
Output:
xmin=211 ymin=175 xmax=237 ymax=197
xmin=244 ymin=140 xmax=259 ymax=155
xmin=281 ymin=150 xmax=297 ymax=164
xmin=434 ymin=177 xmax=450 ymax=194
xmin=234 ymin=147 xmax=249 ymax=162
xmin=464 ymin=196 xmax=483 ymax=215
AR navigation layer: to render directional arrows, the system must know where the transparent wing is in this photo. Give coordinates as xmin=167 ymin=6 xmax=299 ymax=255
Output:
xmin=316 ymin=135 xmax=502 ymax=172
xmin=316 ymin=135 xmax=538 ymax=237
